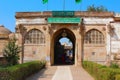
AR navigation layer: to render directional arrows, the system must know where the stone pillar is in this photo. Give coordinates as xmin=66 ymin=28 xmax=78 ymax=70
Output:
xmin=106 ymin=23 xmax=115 ymax=66
xmin=77 ymin=19 xmax=85 ymax=66
xmin=16 ymin=24 xmax=22 ymax=64
xmin=46 ymin=24 xmax=52 ymax=66
xmin=16 ymin=24 xmax=27 ymax=64
xmin=74 ymin=23 xmax=83 ymax=66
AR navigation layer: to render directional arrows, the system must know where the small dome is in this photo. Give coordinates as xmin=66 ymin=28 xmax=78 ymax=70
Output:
xmin=0 ymin=25 xmax=11 ymax=35
xmin=9 ymin=33 xmax=15 ymax=39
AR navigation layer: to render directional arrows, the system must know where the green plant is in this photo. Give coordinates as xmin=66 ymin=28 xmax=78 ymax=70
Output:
xmin=3 ymin=38 xmax=21 ymax=66
xmin=83 ymin=61 xmax=120 ymax=80
xmin=0 ymin=61 xmax=45 ymax=80
xmin=115 ymin=74 xmax=120 ymax=80
xmin=110 ymin=63 xmax=119 ymax=68
xmin=87 ymin=4 xmax=108 ymax=12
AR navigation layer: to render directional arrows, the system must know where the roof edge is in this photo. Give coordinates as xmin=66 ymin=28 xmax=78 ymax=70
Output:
xmin=15 ymin=11 xmax=114 ymax=18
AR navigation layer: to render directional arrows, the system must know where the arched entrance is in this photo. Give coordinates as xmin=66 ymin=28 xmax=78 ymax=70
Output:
xmin=51 ymin=28 xmax=76 ymax=65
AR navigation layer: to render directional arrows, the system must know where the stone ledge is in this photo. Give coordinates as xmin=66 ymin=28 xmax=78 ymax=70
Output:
xmin=84 ymin=44 xmax=105 ymax=47
xmin=16 ymin=11 xmax=114 ymax=18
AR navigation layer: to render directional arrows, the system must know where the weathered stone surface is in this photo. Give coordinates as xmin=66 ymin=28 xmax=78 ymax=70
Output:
xmin=0 ymin=11 xmax=119 ymax=65
xmin=16 ymin=11 xmax=114 ymax=18
xmin=15 ymin=11 xmax=116 ymax=65
xmin=84 ymin=18 xmax=113 ymax=24
xmin=0 ymin=25 xmax=11 ymax=57
xmin=16 ymin=18 xmax=47 ymax=25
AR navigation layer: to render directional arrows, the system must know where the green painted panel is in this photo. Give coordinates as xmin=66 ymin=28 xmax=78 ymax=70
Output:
xmin=47 ymin=17 xmax=81 ymax=23
xmin=52 ymin=11 xmax=74 ymax=17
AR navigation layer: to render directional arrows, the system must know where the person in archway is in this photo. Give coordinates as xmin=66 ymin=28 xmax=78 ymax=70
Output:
xmin=55 ymin=41 xmax=61 ymax=64
xmin=65 ymin=50 xmax=71 ymax=64
xmin=61 ymin=52 xmax=66 ymax=64
xmin=69 ymin=50 xmax=73 ymax=64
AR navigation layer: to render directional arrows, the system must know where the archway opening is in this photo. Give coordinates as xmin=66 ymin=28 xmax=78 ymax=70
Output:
xmin=53 ymin=29 xmax=75 ymax=65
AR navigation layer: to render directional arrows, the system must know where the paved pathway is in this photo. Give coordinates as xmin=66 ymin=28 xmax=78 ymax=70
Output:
xmin=52 ymin=66 xmax=73 ymax=80
xmin=26 ymin=66 xmax=94 ymax=80
xmin=71 ymin=66 xmax=94 ymax=80
xmin=26 ymin=66 xmax=57 ymax=80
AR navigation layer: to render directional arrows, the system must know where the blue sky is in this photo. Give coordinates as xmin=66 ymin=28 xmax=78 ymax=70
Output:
xmin=0 ymin=0 xmax=120 ymax=32
xmin=59 ymin=37 xmax=72 ymax=46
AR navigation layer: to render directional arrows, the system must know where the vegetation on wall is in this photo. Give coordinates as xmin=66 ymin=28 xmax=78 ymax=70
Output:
xmin=87 ymin=4 xmax=108 ymax=12
xmin=3 ymin=38 xmax=21 ymax=66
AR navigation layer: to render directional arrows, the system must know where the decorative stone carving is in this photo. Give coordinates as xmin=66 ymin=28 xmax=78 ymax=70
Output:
xmin=43 ymin=26 xmax=46 ymax=31
xmin=72 ymin=26 xmax=79 ymax=30
xmin=16 ymin=24 xmax=27 ymax=35
xmin=48 ymin=24 xmax=53 ymax=35
xmin=79 ymin=20 xmax=86 ymax=35
xmin=107 ymin=23 xmax=115 ymax=36
xmin=102 ymin=27 xmax=106 ymax=31
xmin=51 ymin=25 xmax=56 ymax=30
xmin=15 ymin=24 xmax=21 ymax=33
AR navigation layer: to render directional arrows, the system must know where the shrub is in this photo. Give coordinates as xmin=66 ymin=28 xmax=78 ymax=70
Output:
xmin=3 ymin=38 xmax=21 ymax=66
xmin=0 ymin=61 xmax=45 ymax=80
xmin=87 ymin=4 xmax=108 ymax=12
xmin=115 ymin=74 xmax=120 ymax=80
xmin=83 ymin=61 xmax=120 ymax=80
xmin=110 ymin=63 xmax=119 ymax=68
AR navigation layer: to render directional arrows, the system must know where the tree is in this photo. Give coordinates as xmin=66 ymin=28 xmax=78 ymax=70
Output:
xmin=87 ymin=4 xmax=108 ymax=12
xmin=3 ymin=38 xmax=21 ymax=66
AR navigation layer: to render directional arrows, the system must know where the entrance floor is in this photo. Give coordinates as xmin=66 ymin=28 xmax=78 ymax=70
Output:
xmin=26 ymin=66 xmax=94 ymax=80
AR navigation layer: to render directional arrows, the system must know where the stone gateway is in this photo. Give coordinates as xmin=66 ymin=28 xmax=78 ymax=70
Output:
xmin=1 ymin=11 xmax=120 ymax=66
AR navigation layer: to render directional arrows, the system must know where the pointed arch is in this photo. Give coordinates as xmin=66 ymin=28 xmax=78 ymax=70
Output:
xmin=84 ymin=29 xmax=105 ymax=44
xmin=51 ymin=28 xmax=76 ymax=65
xmin=25 ymin=29 xmax=45 ymax=44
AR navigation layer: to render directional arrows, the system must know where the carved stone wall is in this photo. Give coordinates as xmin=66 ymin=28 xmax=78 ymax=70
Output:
xmin=15 ymin=11 xmax=118 ymax=65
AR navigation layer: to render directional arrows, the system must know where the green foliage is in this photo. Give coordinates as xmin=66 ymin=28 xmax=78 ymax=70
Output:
xmin=87 ymin=4 xmax=108 ymax=12
xmin=83 ymin=61 xmax=120 ymax=80
xmin=110 ymin=63 xmax=119 ymax=68
xmin=75 ymin=0 xmax=82 ymax=3
xmin=0 ymin=61 xmax=45 ymax=80
xmin=3 ymin=38 xmax=21 ymax=66
xmin=115 ymin=74 xmax=120 ymax=80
